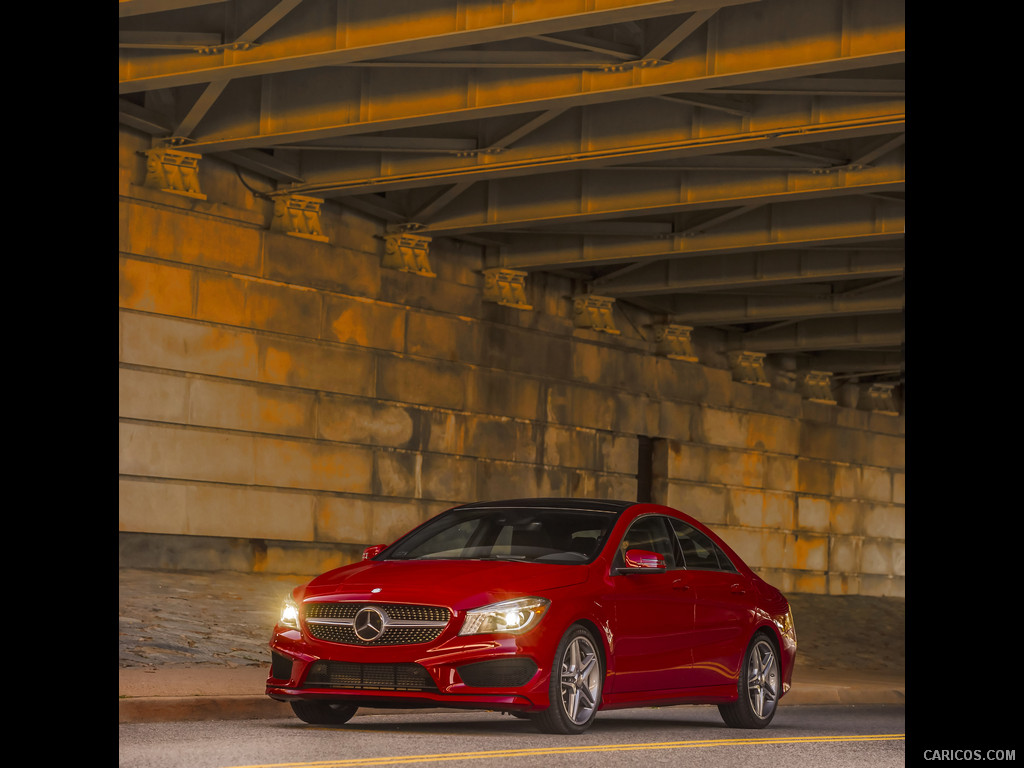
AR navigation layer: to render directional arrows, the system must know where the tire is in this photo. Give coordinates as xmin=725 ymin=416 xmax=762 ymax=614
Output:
xmin=718 ymin=633 xmax=780 ymax=729
xmin=531 ymin=625 xmax=603 ymax=735
xmin=290 ymin=700 xmax=358 ymax=725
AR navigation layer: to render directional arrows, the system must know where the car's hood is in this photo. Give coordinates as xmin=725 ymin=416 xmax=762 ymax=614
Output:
xmin=300 ymin=559 xmax=589 ymax=611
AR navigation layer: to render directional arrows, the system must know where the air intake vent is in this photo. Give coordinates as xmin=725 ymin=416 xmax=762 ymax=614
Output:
xmin=304 ymin=661 xmax=437 ymax=692
xmin=457 ymin=658 xmax=539 ymax=688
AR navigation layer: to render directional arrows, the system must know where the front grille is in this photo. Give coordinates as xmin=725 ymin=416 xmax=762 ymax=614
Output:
xmin=457 ymin=658 xmax=539 ymax=688
xmin=303 ymin=602 xmax=449 ymax=646
xmin=309 ymin=625 xmax=444 ymax=645
xmin=306 ymin=603 xmax=449 ymax=622
xmin=304 ymin=661 xmax=438 ymax=692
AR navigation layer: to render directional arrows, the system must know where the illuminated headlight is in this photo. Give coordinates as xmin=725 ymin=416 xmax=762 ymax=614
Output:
xmin=280 ymin=595 xmax=300 ymax=630
xmin=459 ymin=597 xmax=550 ymax=636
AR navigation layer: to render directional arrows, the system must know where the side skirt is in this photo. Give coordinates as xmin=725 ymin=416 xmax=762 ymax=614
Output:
xmin=599 ymin=684 xmax=737 ymax=711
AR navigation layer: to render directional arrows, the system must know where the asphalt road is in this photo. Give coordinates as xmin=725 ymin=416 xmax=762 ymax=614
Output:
xmin=118 ymin=703 xmax=905 ymax=768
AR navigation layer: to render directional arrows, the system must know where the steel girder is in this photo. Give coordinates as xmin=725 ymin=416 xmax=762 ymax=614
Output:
xmin=270 ymin=106 xmax=905 ymax=201
xmin=642 ymin=279 xmax=905 ymax=326
xmin=497 ymin=195 xmax=904 ymax=270
xmin=119 ymin=0 xmax=759 ymax=91
xmin=119 ymin=0 xmax=905 ymax=389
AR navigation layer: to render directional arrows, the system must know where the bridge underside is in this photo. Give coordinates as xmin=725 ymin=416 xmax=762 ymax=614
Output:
xmin=120 ymin=0 xmax=905 ymax=400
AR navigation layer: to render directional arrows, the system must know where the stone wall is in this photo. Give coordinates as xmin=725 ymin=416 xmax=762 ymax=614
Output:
xmin=651 ymin=402 xmax=904 ymax=597
xmin=118 ymin=126 xmax=904 ymax=596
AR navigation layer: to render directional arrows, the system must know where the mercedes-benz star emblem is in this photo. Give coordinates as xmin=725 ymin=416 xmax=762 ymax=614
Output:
xmin=353 ymin=606 xmax=386 ymax=642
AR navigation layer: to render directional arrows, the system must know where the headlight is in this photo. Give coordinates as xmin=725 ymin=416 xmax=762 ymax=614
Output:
xmin=279 ymin=594 xmax=300 ymax=630
xmin=459 ymin=597 xmax=550 ymax=636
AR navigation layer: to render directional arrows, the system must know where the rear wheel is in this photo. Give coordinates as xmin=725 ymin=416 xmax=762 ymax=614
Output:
xmin=531 ymin=625 xmax=603 ymax=734
xmin=290 ymin=700 xmax=358 ymax=725
xmin=718 ymin=633 xmax=780 ymax=729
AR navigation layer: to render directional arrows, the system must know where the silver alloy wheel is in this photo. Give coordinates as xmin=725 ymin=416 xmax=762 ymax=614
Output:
xmin=746 ymin=636 xmax=779 ymax=719
xmin=559 ymin=634 xmax=601 ymax=725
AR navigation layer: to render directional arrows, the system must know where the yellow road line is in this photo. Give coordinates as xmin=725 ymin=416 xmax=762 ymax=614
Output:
xmin=229 ymin=733 xmax=906 ymax=768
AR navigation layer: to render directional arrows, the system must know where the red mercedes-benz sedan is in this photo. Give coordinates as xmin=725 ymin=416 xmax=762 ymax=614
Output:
xmin=266 ymin=498 xmax=796 ymax=734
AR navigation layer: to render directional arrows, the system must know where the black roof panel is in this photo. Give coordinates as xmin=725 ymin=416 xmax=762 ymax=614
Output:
xmin=453 ymin=498 xmax=633 ymax=514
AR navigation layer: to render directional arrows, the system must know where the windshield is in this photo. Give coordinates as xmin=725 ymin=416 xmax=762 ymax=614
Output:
xmin=380 ymin=507 xmax=617 ymax=564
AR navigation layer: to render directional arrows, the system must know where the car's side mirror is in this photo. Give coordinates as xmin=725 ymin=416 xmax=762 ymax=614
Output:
xmin=362 ymin=544 xmax=387 ymax=560
xmin=618 ymin=548 xmax=667 ymax=573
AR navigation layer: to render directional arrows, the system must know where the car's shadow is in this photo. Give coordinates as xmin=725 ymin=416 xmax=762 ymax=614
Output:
xmin=272 ymin=708 xmax=793 ymax=736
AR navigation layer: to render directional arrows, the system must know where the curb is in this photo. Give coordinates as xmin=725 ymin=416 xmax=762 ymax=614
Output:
xmin=782 ymin=682 xmax=905 ymax=707
xmin=120 ymin=695 xmax=289 ymax=724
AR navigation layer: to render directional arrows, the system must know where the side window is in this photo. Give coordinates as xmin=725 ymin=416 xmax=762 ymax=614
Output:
xmin=669 ymin=518 xmax=737 ymax=573
xmin=615 ymin=515 xmax=677 ymax=570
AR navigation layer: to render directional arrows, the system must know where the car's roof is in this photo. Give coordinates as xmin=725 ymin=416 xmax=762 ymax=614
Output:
xmin=452 ymin=498 xmax=634 ymax=514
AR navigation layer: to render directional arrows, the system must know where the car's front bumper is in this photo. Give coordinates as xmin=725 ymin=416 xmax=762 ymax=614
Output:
xmin=266 ymin=625 xmax=556 ymax=712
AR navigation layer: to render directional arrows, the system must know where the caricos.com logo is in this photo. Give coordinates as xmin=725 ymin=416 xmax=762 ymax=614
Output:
xmin=923 ymin=749 xmax=1015 ymax=761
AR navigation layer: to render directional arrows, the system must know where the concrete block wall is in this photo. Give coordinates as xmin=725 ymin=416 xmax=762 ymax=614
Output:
xmin=118 ymin=126 xmax=904 ymax=595
xmin=652 ymin=399 xmax=904 ymax=597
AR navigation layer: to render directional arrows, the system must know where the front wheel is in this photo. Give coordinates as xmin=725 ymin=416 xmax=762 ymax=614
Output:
xmin=718 ymin=633 xmax=780 ymax=729
xmin=290 ymin=700 xmax=358 ymax=725
xmin=531 ymin=625 xmax=603 ymax=735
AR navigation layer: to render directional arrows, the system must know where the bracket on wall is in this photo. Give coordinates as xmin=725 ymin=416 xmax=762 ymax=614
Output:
xmin=572 ymin=294 xmax=620 ymax=334
xmin=382 ymin=232 xmax=435 ymax=277
xmin=862 ymin=382 xmax=899 ymax=414
xmin=143 ymin=148 xmax=206 ymax=200
xmin=798 ymin=370 xmax=837 ymax=404
xmin=727 ymin=351 xmax=769 ymax=386
xmin=653 ymin=324 xmax=698 ymax=361
xmin=271 ymin=194 xmax=329 ymax=242
xmin=482 ymin=268 xmax=532 ymax=310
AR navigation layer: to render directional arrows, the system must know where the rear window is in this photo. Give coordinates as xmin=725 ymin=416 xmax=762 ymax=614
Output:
xmin=668 ymin=518 xmax=738 ymax=572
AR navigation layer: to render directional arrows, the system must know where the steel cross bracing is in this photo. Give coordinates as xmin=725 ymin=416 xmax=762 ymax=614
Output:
xmin=119 ymin=0 xmax=905 ymax=395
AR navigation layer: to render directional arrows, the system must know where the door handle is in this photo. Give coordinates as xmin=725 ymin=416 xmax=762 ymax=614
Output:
xmin=672 ymin=579 xmax=690 ymax=591
xmin=730 ymin=584 xmax=746 ymax=594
